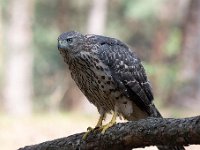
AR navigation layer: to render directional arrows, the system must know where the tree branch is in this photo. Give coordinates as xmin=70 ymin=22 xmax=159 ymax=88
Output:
xmin=19 ymin=116 xmax=200 ymax=150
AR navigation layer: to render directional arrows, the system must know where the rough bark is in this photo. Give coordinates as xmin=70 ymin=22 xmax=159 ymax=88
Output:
xmin=19 ymin=116 xmax=200 ymax=150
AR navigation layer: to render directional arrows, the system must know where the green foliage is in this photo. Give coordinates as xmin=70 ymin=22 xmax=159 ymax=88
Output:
xmin=143 ymin=62 xmax=156 ymax=76
xmin=123 ymin=0 xmax=161 ymax=20
xmin=164 ymin=28 xmax=182 ymax=57
xmin=144 ymin=58 xmax=179 ymax=104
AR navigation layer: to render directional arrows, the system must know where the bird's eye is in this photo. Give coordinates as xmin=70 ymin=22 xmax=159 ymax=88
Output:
xmin=66 ymin=38 xmax=73 ymax=43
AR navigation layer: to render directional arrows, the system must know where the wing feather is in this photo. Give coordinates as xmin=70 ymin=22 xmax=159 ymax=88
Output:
xmin=91 ymin=35 xmax=154 ymax=114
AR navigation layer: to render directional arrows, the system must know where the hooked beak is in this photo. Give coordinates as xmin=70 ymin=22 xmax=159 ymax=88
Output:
xmin=57 ymin=39 xmax=67 ymax=50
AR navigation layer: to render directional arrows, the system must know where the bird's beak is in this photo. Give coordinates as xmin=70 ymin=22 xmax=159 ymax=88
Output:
xmin=57 ymin=40 xmax=67 ymax=50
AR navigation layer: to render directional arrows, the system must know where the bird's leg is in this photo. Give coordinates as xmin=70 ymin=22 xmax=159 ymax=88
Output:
xmin=100 ymin=110 xmax=117 ymax=134
xmin=95 ymin=113 xmax=105 ymax=128
xmin=82 ymin=114 xmax=105 ymax=140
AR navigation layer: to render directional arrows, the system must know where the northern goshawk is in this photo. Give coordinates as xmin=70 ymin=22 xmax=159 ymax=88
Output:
xmin=57 ymin=31 xmax=185 ymax=150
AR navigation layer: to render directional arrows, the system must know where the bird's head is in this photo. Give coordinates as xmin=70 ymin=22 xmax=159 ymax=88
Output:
xmin=57 ymin=31 xmax=85 ymax=57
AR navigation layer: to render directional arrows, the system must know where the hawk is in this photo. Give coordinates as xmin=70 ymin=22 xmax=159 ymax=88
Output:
xmin=57 ymin=31 xmax=185 ymax=150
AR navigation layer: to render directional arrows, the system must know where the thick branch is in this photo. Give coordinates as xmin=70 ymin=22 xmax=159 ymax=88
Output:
xmin=19 ymin=116 xmax=200 ymax=150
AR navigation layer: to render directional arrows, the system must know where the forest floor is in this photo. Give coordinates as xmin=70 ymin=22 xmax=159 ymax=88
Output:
xmin=0 ymin=107 xmax=199 ymax=150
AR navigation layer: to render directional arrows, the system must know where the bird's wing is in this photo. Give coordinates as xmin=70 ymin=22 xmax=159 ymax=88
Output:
xmin=91 ymin=35 xmax=154 ymax=114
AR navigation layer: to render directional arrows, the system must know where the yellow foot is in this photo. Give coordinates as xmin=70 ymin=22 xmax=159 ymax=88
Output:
xmin=99 ymin=110 xmax=117 ymax=134
xmin=100 ymin=121 xmax=116 ymax=134
xmin=82 ymin=114 xmax=105 ymax=140
xmin=82 ymin=127 xmax=93 ymax=140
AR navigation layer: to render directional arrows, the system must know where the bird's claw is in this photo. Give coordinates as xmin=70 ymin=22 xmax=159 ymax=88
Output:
xmin=82 ymin=127 xmax=93 ymax=140
xmin=87 ymin=127 xmax=93 ymax=131
xmin=99 ymin=122 xmax=116 ymax=134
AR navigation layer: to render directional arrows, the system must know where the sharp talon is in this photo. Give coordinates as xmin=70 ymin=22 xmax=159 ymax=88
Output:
xmin=93 ymin=127 xmax=100 ymax=133
xmin=100 ymin=124 xmax=110 ymax=134
xmin=83 ymin=113 xmax=112 ymax=139
xmin=82 ymin=127 xmax=94 ymax=140
xmin=87 ymin=127 xmax=93 ymax=131
xmin=94 ymin=126 xmax=100 ymax=130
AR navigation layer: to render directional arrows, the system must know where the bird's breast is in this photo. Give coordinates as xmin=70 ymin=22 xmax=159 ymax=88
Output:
xmin=69 ymin=55 xmax=121 ymax=112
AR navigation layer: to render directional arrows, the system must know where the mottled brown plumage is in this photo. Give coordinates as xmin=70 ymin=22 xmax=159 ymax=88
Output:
xmin=57 ymin=31 xmax=185 ymax=150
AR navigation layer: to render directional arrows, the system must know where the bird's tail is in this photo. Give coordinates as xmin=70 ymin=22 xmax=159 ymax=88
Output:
xmin=149 ymin=104 xmax=185 ymax=150
xmin=149 ymin=103 xmax=162 ymax=118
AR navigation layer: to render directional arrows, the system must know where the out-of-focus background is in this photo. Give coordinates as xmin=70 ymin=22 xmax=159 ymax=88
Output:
xmin=0 ymin=0 xmax=200 ymax=149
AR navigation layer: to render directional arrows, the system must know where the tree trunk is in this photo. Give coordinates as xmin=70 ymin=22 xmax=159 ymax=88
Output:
xmin=171 ymin=0 xmax=200 ymax=108
xmin=87 ymin=0 xmax=108 ymax=34
xmin=3 ymin=0 xmax=34 ymax=115
xmin=0 ymin=5 xmax=3 ymax=78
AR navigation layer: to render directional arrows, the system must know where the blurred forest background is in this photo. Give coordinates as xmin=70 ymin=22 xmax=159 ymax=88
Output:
xmin=0 ymin=0 xmax=200 ymax=149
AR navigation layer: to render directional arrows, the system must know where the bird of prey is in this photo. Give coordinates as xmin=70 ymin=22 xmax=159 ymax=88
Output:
xmin=57 ymin=31 xmax=185 ymax=150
